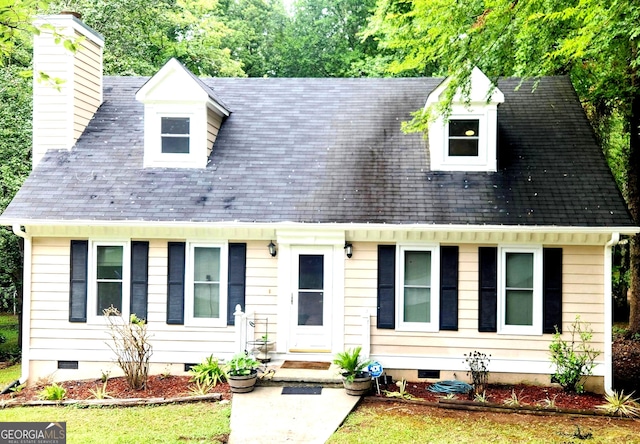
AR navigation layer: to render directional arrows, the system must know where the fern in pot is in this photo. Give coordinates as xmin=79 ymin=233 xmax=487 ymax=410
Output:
xmin=333 ymin=346 xmax=372 ymax=396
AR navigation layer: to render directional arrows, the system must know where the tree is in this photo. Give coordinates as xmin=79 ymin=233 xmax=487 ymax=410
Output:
xmin=49 ymin=0 xmax=244 ymax=76
xmin=276 ymin=0 xmax=378 ymax=77
xmin=216 ymin=0 xmax=290 ymax=77
xmin=366 ymin=0 xmax=640 ymax=332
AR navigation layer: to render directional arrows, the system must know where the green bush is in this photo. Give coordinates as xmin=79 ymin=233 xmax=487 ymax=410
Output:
xmin=189 ymin=355 xmax=226 ymax=386
xmin=38 ymin=383 xmax=66 ymax=401
xmin=549 ymin=316 xmax=600 ymax=393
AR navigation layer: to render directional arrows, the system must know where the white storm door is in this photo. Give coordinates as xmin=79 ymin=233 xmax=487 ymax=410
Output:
xmin=289 ymin=246 xmax=333 ymax=352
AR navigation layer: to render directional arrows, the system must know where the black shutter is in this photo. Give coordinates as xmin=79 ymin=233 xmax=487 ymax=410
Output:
xmin=167 ymin=242 xmax=185 ymax=325
xmin=130 ymin=241 xmax=149 ymax=321
xmin=543 ymin=248 xmax=563 ymax=334
xmin=478 ymin=247 xmax=498 ymax=332
xmin=227 ymin=243 xmax=247 ymax=325
xmin=377 ymin=245 xmax=396 ymax=329
xmin=69 ymin=240 xmax=88 ymax=322
xmin=440 ymin=246 xmax=459 ymax=331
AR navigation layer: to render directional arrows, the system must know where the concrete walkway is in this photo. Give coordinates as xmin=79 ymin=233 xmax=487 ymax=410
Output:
xmin=228 ymin=386 xmax=360 ymax=443
xmin=228 ymin=362 xmax=360 ymax=443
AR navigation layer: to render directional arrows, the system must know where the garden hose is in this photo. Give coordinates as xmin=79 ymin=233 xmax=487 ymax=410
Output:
xmin=427 ymin=380 xmax=473 ymax=394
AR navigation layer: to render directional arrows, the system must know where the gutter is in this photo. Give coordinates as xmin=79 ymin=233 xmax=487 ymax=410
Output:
xmin=603 ymin=232 xmax=620 ymax=394
xmin=0 ymin=218 xmax=639 ymax=235
xmin=12 ymin=224 xmax=31 ymax=386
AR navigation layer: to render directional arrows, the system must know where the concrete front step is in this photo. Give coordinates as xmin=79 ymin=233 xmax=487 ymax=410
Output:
xmin=255 ymin=361 xmax=344 ymax=388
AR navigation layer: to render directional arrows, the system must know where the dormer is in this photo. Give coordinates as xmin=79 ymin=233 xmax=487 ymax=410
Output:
xmin=135 ymin=58 xmax=230 ymax=168
xmin=426 ymin=67 xmax=504 ymax=172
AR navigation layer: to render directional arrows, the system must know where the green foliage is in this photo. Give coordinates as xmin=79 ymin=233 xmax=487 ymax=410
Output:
xmin=38 ymin=382 xmax=67 ymax=401
xmin=49 ymin=0 xmax=244 ymax=76
xmin=276 ymin=0 xmax=379 ymax=77
xmin=464 ymin=350 xmax=490 ymax=395
xmin=225 ymin=352 xmax=259 ymax=376
xmin=88 ymin=379 xmax=112 ymax=400
xmin=597 ymin=390 xmax=640 ymax=418
xmin=189 ymin=355 xmax=226 ymax=386
xmin=473 ymin=390 xmax=488 ymax=403
xmin=333 ymin=346 xmax=371 ymax=382
xmin=549 ymin=316 xmax=600 ymax=393
xmin=502 ymin=389 xmax=526 ymax=407
xmin=383 ymin=378 xmax=416 ymax=400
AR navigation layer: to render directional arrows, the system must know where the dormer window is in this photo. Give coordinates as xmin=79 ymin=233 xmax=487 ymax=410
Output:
xmin=425 ymin=68 xmax=504 ymax=172
xmin=448 ymin=119 xmax=479 ymax=157
xmin=161 ymin=117 xmax=190 ymax=154
xmin=136 ymin=58 xmax=230 ymax=169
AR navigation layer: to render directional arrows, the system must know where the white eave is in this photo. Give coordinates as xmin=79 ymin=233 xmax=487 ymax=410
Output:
xmin=2 ymin=219 xmax=638 ymax=246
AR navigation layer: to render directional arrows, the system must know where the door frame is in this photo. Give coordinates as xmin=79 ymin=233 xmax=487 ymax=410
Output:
xmin=275 ymin=230 xmax=345 ymax=357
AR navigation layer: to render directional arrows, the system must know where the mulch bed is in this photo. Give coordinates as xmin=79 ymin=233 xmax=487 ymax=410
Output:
xmin=1 ymin=375 xmax=231 ymax=404
xmin=2 ymin=373 xmax=607 ymax=413
xmin=375 ymin=381 xmax=605 ymax=412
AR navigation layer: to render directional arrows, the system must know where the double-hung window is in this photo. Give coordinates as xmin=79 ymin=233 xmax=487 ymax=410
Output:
xmin=448 ymin=119 xmax=479 ymax=157
xmin=397 ymin=245 xmax=440 ymax=332
xmin=88 ymin=241 xmax=130 ymax=321
xmin=161 ymin=117 xmax=190 ymax=154
xmin=498 ymin=246 xmax=542 ymax=335
xmin=185 ymin=243 xmax=228 ymax=327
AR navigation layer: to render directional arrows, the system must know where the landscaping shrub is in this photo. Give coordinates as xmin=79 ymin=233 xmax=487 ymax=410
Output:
xmin=104 ymin=307 xmax=152 ymax=390
xmin=464 ymin=350 xmax=490 ymax=396
xmin=549 ymin=315 xmax=600 ymax=393
xmin=189 ymin=355 xmax=226 ymax=387
xmin=38 ymin=383 xmax=66 ymax=401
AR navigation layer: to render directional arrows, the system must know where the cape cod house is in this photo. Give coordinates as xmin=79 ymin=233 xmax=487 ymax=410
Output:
xmin=1 ymin=14 xmax=638 ymax=392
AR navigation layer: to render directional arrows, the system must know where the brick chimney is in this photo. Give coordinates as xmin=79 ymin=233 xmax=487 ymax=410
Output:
xmin=32 ymin=13 xmax=104 ymax=168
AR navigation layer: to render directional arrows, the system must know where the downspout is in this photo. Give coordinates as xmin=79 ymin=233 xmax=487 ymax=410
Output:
xmin=12 ymin=224 xmax=31 ymax=386
xmin=604 ymin=232 xmax=620 ymax=394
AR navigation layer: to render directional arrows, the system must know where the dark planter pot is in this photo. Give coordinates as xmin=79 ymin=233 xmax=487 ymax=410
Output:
xmin=228 ymin=370 xmax=258 ymax=393
xmin=342 ymin=372 xmax=372 ymax=396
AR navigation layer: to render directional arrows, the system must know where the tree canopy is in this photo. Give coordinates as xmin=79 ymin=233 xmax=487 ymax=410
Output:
xmin=367 ymin=0 xmax=640 ymax=332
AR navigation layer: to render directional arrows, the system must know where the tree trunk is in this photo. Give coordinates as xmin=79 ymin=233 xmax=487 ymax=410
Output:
xmin=627 ymin=91 xmax=640 ymax=334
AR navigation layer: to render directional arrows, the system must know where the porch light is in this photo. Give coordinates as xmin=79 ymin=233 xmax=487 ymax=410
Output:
xmin=344 ymin=242 xmax=353 ymax=259
xmin=268 ymin=241 xmax=277 ymax=257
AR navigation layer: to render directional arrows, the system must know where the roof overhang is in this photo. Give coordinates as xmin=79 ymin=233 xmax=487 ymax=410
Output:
xmin=4 ymin=219 xmax=638 ymax=246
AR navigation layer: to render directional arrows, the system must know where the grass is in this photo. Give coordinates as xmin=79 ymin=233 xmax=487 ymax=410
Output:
xmin=0 ymin=313 xmax=19 ymax=360
xmin=0 ymin=363 xmax=21 ymax=386
xmin=0 ymin=403 xmax=231 ymax=443
xmin=327 ymin=404 xmax=640 ymax=444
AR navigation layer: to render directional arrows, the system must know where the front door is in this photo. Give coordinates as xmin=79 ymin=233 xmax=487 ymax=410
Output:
xmin=289 ymin=246 xmax=332 ymax=352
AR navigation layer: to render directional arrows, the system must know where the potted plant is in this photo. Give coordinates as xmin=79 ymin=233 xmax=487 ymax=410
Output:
xmin=333 ymin=346 xmax=372 ymax=396
xmin=225 ymin=352 xmax=260 ymax=393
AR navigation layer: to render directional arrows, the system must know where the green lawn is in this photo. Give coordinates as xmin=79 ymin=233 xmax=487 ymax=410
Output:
xmin=0 ymin=313 xmax=19 ymax=361
xmin=328 ymin=403 xmax=640 ymax=444
xmin=0 ymin=403 xmax=231 ymax=444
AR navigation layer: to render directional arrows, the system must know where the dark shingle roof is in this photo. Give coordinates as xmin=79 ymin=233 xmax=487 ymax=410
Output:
xmin=0 ymin=76 xmax=634 ymax=227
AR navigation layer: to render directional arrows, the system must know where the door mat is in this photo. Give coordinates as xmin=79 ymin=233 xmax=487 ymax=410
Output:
xmin=282 ymin=386 xmax=323 ymax=395
xmin=280 ymin=361 xmax=331 ymax=370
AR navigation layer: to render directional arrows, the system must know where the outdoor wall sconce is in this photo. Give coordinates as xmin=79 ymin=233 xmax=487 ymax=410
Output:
xmin=344 ymin=242 xmax=353 ymax=259
xmin=268 ymin=241 xmax=277 ymax=257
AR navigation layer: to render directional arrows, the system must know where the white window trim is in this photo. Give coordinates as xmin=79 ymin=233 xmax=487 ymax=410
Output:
xmin=87 ymin=240 xmax=131 ymax=324
xmin=497 ymin=245 xmax=543 ymax=336
xmin=396 ymin=244 xmax=440 ymax=332
xmin=142 ymin=103 xmax=208 ymax=169
xmin=185 ymin=242 xmax=229 ymax=328
xmin=444 ymin=115 xmax=486 ymax=165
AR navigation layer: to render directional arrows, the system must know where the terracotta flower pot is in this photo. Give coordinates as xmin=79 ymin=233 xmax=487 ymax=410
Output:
xmin=228 ymin=370 xmax=258 ymax=393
